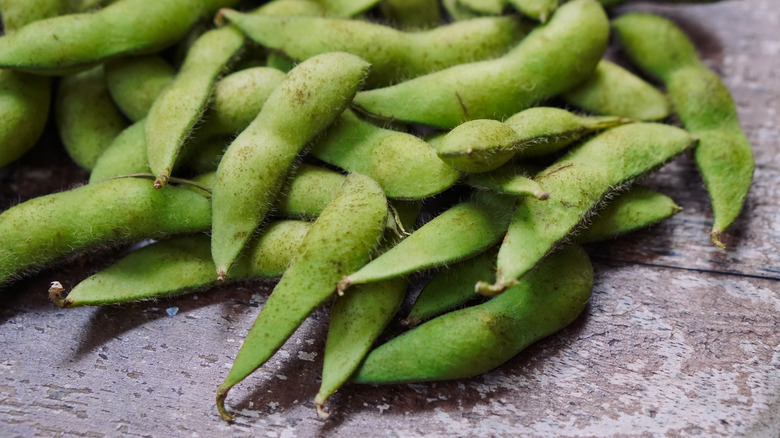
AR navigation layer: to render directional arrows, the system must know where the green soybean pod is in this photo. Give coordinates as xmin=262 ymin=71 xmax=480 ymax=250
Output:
xmin=613 ymin=13 xmax=754 ymax=248
xmin=465 ymin=162 xmax=549 ymax=199
xmin=458 ymin=0 xmax=507 ymax=14
xmin=380 ymin=0 xmax=441 ymax=30
xmin=67 ymin=0 xmax=119 ymax=12
xmin=276 ymin=164 xmax=347 ymax=220
xmin=50 ymin=220 xmax=312 ymax=307
xmin=561 ymin=60 xmax=670 ymax=121
xmin=211 ymin=52 xmax=369 ymax=280
xmin=104 ymin=55 xmax=176 ymax=122
xmin=219 ymin=11 xmax=528 ymax=88
xmin=0 ymin=0 xmax=239 ymax=75
xmin=250 ymin=0 xmax=326 ymax=16
xmin=315 ymin=277 xmax=407 ymax=418
xmin=0 ymin=0 xmax=65 ymax=32
xmin=353 ymin=0 xmax=608 ymax=128
xmin=56 ymin=65 xmax=128 ymax=170
xmin=0 ymin=178 xmax=212 ymax=287
xmin=442 ymin=0 xmax=480 ymax=20
xmin=338 ymin=190 xmax=514 ymax=292
xmin=435 ymin=119 xmax=522 ymax=173
xmin=145 ymin=26 xmax=245 ymax=188
xmin=216 ymin=172 xmax=387 ymax=421
xmin=310 ymin=110 xmax=459 ymax=199
xmin=478 ymin=123 xmax=695 ymax=295
xmin=508 ymin=0 xmax=558 ymax=22
xmin=352 ymin=245 xmax=592 ymax=384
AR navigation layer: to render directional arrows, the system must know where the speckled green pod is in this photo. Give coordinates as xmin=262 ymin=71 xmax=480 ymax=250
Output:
xmin=0 ymin=0 xmax=239 ymax=75
xmin=276 ymin=164 xmax=347 ymax=220
xmin=0 ymin=0 xmax=65 ymax=33
xmin=104 ymin=55 xmax=175 ymax=122
xmin=310 ymin=110 xmax=459 ymax=199
xmin=315 ymin=277 xmax=406 ymax=418
xmin=338 ymin=190 xmax=514 ymax=291
xmin=52 ymin=221 xmax=312 ymax=307
xmin=380 ymin=0 xmax=440 ymax=29
xmin=211 ymin=52 xmax=369 ymax=280
xmin=56 ymin=65 xmax=128 ymax=170
xmin=561 ymin=60 xmax=670 ymax=121
xmin=220 ymin=11 xmax=527 ymax=88
xmin=436 ymin=119 xmax=522 ymax=173
xmin=613 ymin=13 xmax=754 ymax=248
xmin=216 ymin=172 xmax=387 ymax=421
xmin=504 ymin=106 xmax=632 ymax=158
xmin=353 ymin=0 xmax=608 ymax=128
xmin=89 ymin=120 xmax=149 ymax=183
xmin=146 ymin=26 xmax=245 ymax=187
xmin=465 ymin=162 xmax=549 ymax=199
xmin=0 ymin=178 xmax=212 ymax=287
xmin=480 ymin=123 xmax=695 ymax=295
xmin=353 ymin=245 xmax=592 ymax=384
xmin=508 ymin=0 xmax=558 ymax=22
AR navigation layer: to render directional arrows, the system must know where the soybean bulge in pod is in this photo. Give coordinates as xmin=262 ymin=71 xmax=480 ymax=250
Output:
xmin=352 ymin=245 xmax=593 ymax=384
xmin=216 ymin=172 xmax=387 ymax=421
xmin=613 ymin=13 xmax=754 ymax=248
xmin=353 ymin=0 xmax=608 ymax=128
xmin=210 ymin=52 xmax=369 ymax=280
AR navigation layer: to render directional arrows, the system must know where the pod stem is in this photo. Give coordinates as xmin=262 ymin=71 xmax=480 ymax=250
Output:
xmin=99 ymin=173 xmax=212 ymax=196
xmin=710 ymin=229 xmax=726 ymax=249
xmin=314 ymin=399 xmax=330 ymax=420
xmin=475 ymin=278 xmax=513 ymax=296
xmin=216 ymin=384 xmax=234 ymax=421
xmin=48 ymin=281 xmax=73 ymax=308
xmin=336 ymin=277 xmax=352 ymax=296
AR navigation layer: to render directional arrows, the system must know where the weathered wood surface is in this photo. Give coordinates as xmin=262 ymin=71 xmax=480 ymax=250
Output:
xmin=1 ymin=1 xmax=779 ymax=436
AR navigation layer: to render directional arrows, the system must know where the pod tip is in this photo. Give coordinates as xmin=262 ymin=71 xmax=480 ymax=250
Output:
xmin=336 ymin=276 xmax=352 ymax=296
xmin=710 ymin=230 xmax=726 ymax=250
xmin=48 ymin=281 xmax=73 ymax=308
xmin=217 ymin=269 xmax=227 ymax=282
xmin=216 ymin=385 xmax=234 ymax=422
xmin=315 ymin=401 xmax=330 ymax=420
xmin=475 ymin=279 xmax=508 ymax=297
xmin=153 ymin=174 xmax=168 ymax=189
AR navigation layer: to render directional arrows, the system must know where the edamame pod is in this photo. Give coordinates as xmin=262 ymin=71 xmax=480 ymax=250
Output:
xmin=89 ymin=120 xmax=149 ymax=183
xmin=353 ymin=0 xmax=608 ymax=128
xmin=435 ymin=119 xmax=522 ymax=173
xmin=56 ymin=65 xmax=128 ymax=170
xmin=465 ymin=162 xmax=549 ymax=199
xmin=146 ymin=26 xmax=245 ymax=188
xmin=508 ymin=0 xmax=558 ymax=22
xmin=276 ymin=164 xmax=346 ymax=220
xmin=613 ymin=13 xmax=754 ymax=248
xmin=561 ymin=60 xmax=670 ymax=121
xmin=459 ymin=0 xmax=506 ymax=14
xmin=0 ymin=0 xmax=65 ymax=33
xmin=104 ymin=55 xmax=176 ymax=122
xmin=379 ymin=0 xmax=441 ymax=29
xmin=0 ymin=178 xmax=212 ymax=287
xmin=211 ymin=52 xmax=369 ymax=280
xmin=479 ymin=123 xmax=695 ymax=295
xmin=216 ymin=172 xmax=387 ymax=421
xmin=338 ymin=190 xmax=514 ymax=292
xmin=50 ymin=221 xmax=312 ymax=307
xmin=352 ymin=245 xmax=593 ymax=384
xmin=309 ymin=110 xmax=459 ymax=199
xmin=220 ymin=10 xmax=528 ymax=88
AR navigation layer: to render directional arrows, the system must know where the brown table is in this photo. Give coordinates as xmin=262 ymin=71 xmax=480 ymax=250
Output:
xmin=1 ymin=1 xmax=779 ymax=436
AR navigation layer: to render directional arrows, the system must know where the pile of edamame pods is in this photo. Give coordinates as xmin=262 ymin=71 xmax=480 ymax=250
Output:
xmin=0 ymin=0 xmax=753 ymax=422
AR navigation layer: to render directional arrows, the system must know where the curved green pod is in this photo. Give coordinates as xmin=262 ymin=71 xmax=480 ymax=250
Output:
xmin=211 ymin=52 xmax=370 ymax=280
xmin=379 ymin=0 xmax=441 ymax=29
xmin=89 ymin=120 xmax=151 ymax=183
xmin=276 ymin=164 xmax=347 ymax=219
xmin=353 ymin=0 xmax=608 ymax=128
xmin=0 ymin=0 xmax=65 ymax=33
xmin=219 ymin=11 xmax=528 ymax=88
xmin=436 ymin=119 xmax=522 ymax=173
xmin=56 ymin=65 xmax=128 ymax=170
xmin=479 ymin=123 xmax=695 ymax=295
xmin=0 ymin=0 xmax=239 ymax=75
xmin=508 ymin=0 xmax=558 ymax=22
xmin=465 ymin=162 xmax=549 ymax=199
xmin=613 ymin=13 xmax=754 ymax=248
xmin=310 ymin=110 xmax=459 ymax=199
xmin=561 ymin=60 xmax=670 ymax=121
xmin=0 ymin=178 xmax=212 ymax=287
xmin=50 ymin=220 xmax=312 ymax=307
xmin=104 ymin=55 xmax=176 ymax=122
xmin=459 ymin=0 xmax=506 ymax=14
xmin=216 ymin=172 xmax=387 ymax=421
xmin=338 ymin=190 xmax=514 ymax=292
xmin=352 ymin=245 xmax=592 ymax=384
xmin=145 ymin=26 xmax=245 ymax=188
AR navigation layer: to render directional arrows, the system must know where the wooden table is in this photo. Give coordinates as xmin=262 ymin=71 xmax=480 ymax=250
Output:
xmin=1 ymin=1 xmax=778 ymax=436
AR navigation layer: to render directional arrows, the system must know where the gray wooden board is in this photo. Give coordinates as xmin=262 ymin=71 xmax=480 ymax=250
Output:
xmin=1 ymin=0 xmax=779 ymax=436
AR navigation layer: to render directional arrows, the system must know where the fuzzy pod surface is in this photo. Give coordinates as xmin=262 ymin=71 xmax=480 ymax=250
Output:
xmin=105 ymin=55 xmax=176 ymax=122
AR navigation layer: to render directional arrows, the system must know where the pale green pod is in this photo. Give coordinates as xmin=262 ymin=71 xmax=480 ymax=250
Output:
xmin=353 ymin=0 xmax=608 ymax=128
xmin=459 ymin=0 xmax=507 ymax=14
xmin=479 ymin=123 xmax=695 ymax=295
xmin=442 ymin=0 xmax=480 ymax=20
xmin=315 ymin=277 xmax=407 ymax=418
xmin=465 ymin=162 xmax=549 ymax=199
xmin=145 ymin=26 xmax=245 ymax=187
xmin=0 ymin=178 xmax=212 ymax=287
xmin=251 ymin=0 xmax=326 ymax=16
xmin=504 ymin=106 xmax=632 ymax=158
xmin=319 ymin=0 xmax=380 ymax=17
xmin=379 ymin=0 xmax=441 ymax=30
xmin=67 ymin=0 xmax=119 ymax=12
xmin=56 ymin=65 xmax=128 ymax=170
xmin=338 ymin=190 xmax=514 ymax=292
xmin=104 ymin=55 xmax=176 ymax=122
xmin=216 ymin=172 xmax=387 ymax=421
xmin=353 ymin=245 xmax=592 ymax=384
xmin=211 ymin=52 xmax=369 ymax=280
xmin=0 ymin=0 xmax=65 ymax=33
xmin=561 ymin=60 xmax=670 ymax=121
xmin=220 ymin=10 xmax=528 ymax=88
xmin=613 ymin=13 xmax=754 ymax=248
xmin=310 ymin=110 xmax=459 ymax=199
xmin=89 ymin=120 xmax=150 ymax=183
xmin=0 ymin=0 xmax=240 ymax=75
xmin=508 ymin=0 xmax=558 ymax=22
xmin=51 ymin=221 xmax=312 ymax=307
xmin=436 ymin=119 xmax=521 ymax=173
xmin=276 ymin=164 xmax=347 ymax=220
xmin=266 ymin=52 xmax=296 ymax=73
